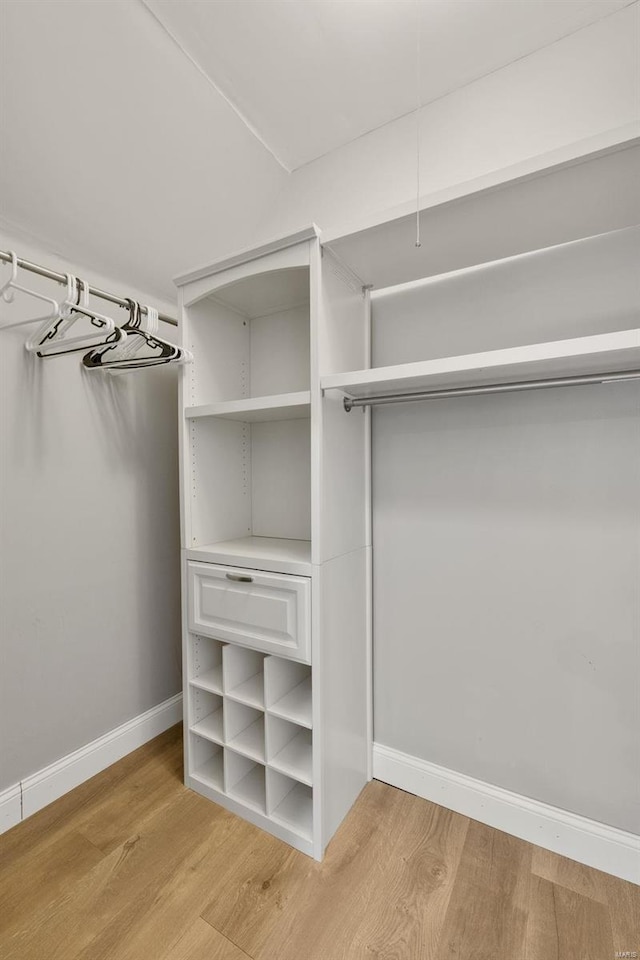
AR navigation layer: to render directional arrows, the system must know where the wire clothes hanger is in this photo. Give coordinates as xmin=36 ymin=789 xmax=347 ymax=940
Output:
xmin=82 ymin=299 xmax=192 ymax=371
xmin=26 ymin=274 xmax=124 ymax=357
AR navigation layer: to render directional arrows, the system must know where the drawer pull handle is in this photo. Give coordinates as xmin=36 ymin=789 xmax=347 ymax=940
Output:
xmin=226 ymin=573 xmax=254 ymax=583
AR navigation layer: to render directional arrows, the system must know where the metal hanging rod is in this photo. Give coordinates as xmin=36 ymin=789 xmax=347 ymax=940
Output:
xmin=342 ymin=370 xmax=640 ymax=411
xmin=0 ymin=249 xmax=177 ymax=327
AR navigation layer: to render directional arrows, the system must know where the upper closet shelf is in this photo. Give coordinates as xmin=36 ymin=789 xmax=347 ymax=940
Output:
xmin=321 ymin=330 xmax=640 ymax=400
xmin=185 ymin=391 xmax=311 ymax=423
xmin=323 ymin=136 xmax=640 ymax=290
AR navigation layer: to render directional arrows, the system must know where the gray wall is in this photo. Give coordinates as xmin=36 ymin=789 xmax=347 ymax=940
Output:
xmin=0 ymin=232 xmax=182 ymax=790
xmin=372 ymin=228 xmax=640 ymax=834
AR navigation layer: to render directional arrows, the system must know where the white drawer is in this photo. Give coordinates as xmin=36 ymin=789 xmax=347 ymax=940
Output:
xmin=187 ymin=562 xmax=311 ymax=663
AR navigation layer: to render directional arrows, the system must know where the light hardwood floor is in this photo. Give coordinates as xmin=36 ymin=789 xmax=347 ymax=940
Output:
xmin=1 ymin=724 xmax=637 ymax=960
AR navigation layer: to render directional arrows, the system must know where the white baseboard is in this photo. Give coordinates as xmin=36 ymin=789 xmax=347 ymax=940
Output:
xmin=373 ymin=742 xmax=640 ymax=886
xmin=0 ymin=694 xmax=183 ymax=835
xmin=0 ymin=783 xmax=22 ymax=833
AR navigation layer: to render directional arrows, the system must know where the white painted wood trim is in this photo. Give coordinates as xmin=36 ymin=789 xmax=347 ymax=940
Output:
xmin=373 ymin=743 xmax=640 ymax=885
xmin=174 ymin=225 xmax=321 ymax=287
xmin=363 ymin=288 xmax=373 ymax=781
xmin=0 ymin=783 xmax=22 ymax=833
xmin=0 ymin=694 xmax=183 ymax=833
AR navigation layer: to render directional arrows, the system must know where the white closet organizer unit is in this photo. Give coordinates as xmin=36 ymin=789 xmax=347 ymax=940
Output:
xmin=176 ymin=227 xmax=371 ymax=859
xmin=176 ymin=132 xmax=639 ymax=864
xmin=320 ymin=135 xmax=640 ymax=407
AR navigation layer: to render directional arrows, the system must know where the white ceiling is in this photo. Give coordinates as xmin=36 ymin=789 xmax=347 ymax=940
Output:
xmin=0 ymin=0 xmax=633 ymax=303
xmin=0 ymin=0 xmax=287 ymax=301
xmin=144 ymin=0 xmax=632 ymax=170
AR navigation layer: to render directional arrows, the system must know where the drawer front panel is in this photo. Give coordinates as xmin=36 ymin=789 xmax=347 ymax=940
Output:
xmin=188 ymin=562 xmax=311 ymax=662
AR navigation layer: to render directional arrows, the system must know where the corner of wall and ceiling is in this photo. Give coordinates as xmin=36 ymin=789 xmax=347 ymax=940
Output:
xmin=137 ymin=0 xmax=293 ymax=175
xmin=288 ymin=0 xmax=640 ymax=177
xmin=136 ymin=0 xmax=637 ymax=185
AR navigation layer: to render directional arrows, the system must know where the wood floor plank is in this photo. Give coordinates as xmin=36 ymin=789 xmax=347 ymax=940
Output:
xmin=202 ymin=780 xmax=469 ymax=960
xmin=601 ymin=872 xmax=640 ymax=956
xmin=70 ymin=728 xmax=185 ymax=854
xmin=160 ymin=918 xmax=252 ymax=960
xmin=0 ymin=724 xmax=182 ymax=876
xmin=199 ymin=819 xmax=313 ymax=956
xmin=525 ymin=875 xmax=560 ymax=960
xmin=202 ymin=778 xmax=403 ymax=958
xmin=531 ymin=843 xmax=640 ymax=956
xmin=0 ymin=828 xmax=104 ymax=939
xmin=1 ymin=725 xmax=636 ymax=960
xmin=346 ymin=801 xmax=470 ymax=960
xmin=1 ymin=789 xmax=235 ymax=960
xmin=0 ymin=725 xmax=185 ymax=945
xmin=531 ymin=845 xmax=608 ymax=903
xmin=436 ymin=819 xmax=532 ymax=960
xmin=76 ymin=816 xmax=276 ymax=960
xmin=551 ymin=883 xmax=615 ymax=960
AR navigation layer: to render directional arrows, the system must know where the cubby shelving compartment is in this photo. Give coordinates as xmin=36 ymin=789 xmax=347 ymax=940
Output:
xmin=182 ymin=259 xmax=313 ymax=574
xmin=190 ymin=736 xmax=224 ymax=793
xmin=189 ymin=635 xmax=224 ymax=694
xmin=225 ymin=701 xmax=265 ymax=763
xmin=190 ymin=690 xmax=224 ymax=744
xmin=187 ymin=415 xmax=311 ymax=551
xmin=265 ymin=658 xmax=312 ymax=728
xmin=184 ymin=641 xmax=317 ymax=854
xmin=223 ymin=645 xmax=265 ymax=708
xmin=267 ymin=770 xmax=313 ymax=841
xmin=184 ymin=266 xmax=311 ymax=406
xmin=226 ymin=750 xmax=267 ymax=814
xmin=267 ymin=715 xmax=313 ymax=785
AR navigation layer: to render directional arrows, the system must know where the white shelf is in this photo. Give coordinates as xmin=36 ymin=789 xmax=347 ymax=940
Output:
xmin=227 ymin=717 xmax=266 ymax=763
xmin=227 ymin=672 xmax=265 ymax=709
xmin=185 ymin=391 xmax=311 ymax=422
xmin=190 ymin=666 xmax=223 ymax=695
xmin=192 ymin=754 xmax=224 ymax=792
xmin=228 ymin=764 xmax=266 ymax=813
xmin=271 ymin=782 xmax=313 ymax=839
xmin=269 ymin=729 xmax=313 ymax=786
xmin=186 ymin=537 xmax=312 ymax=576
xmin=323 ymin=136 xmax=640 ymax=289
xmin=269 ymin=677 xmax=312 ymax=729
xmin=321 ymin=330 xmax=640 ymax=400
xmin=191 ymin=709 xmax=224 ymax=744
